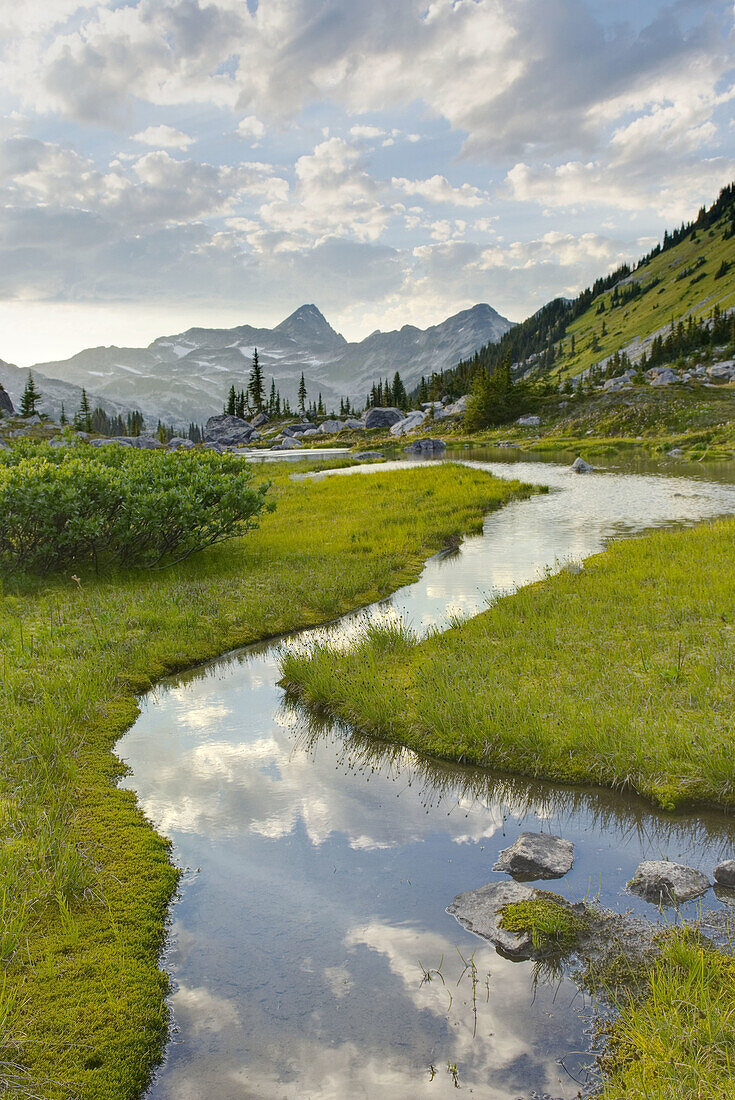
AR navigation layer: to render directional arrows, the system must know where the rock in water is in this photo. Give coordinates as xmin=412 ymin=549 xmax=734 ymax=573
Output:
xmin=204 ymin=414 xmax=255 ymax=446
xmin=404 ymin=438 xmax=446 ymax=455
xmin=714 ymin=861 xmax=735 ymax=887
xmin=364 ymin=407 xmax=403 ymax=429
xmin=571 ymin=456 xmax=593 ymax=473
xmin=447 ymin=881 xmax=537 ymax=959
xmin=493 ymin=833 xmax=574 ymax=880
xmin=628 ymin=860 xmax=711 ymax=905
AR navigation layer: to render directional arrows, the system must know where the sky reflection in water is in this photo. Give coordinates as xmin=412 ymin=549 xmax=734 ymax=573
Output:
xmin=119 ymin=456 xmax=735 ymax=1099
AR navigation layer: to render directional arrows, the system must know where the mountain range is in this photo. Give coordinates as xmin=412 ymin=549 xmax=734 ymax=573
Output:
xmin=7 ymin=302 xmax=512 ymax=427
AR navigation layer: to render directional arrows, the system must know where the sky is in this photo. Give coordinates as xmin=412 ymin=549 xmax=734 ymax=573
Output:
xmin=0 ymin=0 xmax=734 ymax=365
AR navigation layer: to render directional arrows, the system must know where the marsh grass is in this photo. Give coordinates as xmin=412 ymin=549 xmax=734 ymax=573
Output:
xmin=280 ymin=516 xmax=735 ymax=810
xmin=599 ymin=929 xmax=735 ymax=1099
xmin=0 ymin=459 xmax=528 ymax=1098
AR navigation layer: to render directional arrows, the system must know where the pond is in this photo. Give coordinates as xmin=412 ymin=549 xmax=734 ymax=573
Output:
xmin=119 ymin=452 xmax=735 ymax=1099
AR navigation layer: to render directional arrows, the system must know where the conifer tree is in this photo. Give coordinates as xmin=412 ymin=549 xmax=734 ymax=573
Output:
xmin=269 ymin=378 xmax=277 ymax=415
xmin=60 ymin=403 xmax=67 ymax=426
xmin=20 ymin=371 xmax=41 ymax=418
xmin=248 ymin=348 xmax=265 ymax=411
xmin=74 ymin=388 xmax=92 ymax=432
xmin=235 ymin=390 xmax=246 ymax=419
xmin=226 ymin=385 xmax=237 ymax=415
xmin=298 ymin=373 xmax=307 ymax=414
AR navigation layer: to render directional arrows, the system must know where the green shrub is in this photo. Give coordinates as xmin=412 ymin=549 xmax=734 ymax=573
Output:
xmin=0 ymin=445 xmax=272 ymax=574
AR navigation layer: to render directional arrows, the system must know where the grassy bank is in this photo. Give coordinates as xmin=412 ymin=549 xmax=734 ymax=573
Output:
xmin=0 ymin=460 xmax=530 ymax=1099
xmin=280 ymin=515 xmax=735 ymax=812
xmin=280 ymin=515 xmax=735 ymax=1094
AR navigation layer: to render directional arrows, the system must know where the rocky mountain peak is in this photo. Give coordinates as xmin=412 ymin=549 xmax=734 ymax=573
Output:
xmin=273 ymin=304 xmax=347 ymax=347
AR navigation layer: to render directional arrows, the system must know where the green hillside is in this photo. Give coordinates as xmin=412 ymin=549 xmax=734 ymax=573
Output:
xmin=429 ymin=183 xmax=735 ymax=400
xmin=554 ymin=206 xmax=735 ymax=383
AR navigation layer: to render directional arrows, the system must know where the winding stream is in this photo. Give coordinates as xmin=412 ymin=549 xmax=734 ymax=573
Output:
xmin=119 ymin=452 xmax=735 ymax=1100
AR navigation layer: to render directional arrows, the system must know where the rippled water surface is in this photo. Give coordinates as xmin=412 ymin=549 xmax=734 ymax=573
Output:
xmin=119 ymin=454 xmax=735 ymax=1099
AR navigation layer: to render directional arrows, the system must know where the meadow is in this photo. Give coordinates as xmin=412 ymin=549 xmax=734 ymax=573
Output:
xmin=0 ymin=457 xmax=528 ymax=1098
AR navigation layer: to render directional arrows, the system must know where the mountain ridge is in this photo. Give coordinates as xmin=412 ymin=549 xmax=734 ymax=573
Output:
xmin=28 ymin=302 xmax=513 ymax=426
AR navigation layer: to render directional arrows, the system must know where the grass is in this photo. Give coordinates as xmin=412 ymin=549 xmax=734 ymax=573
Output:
xmin=600 ymin=929 xmax=735 ymax=1099
xmin=0 ymin=458 xmax=529 ymax=1099
xmin=280 ymin=507 xmax=735 ymax=1096
xmin=499 ymin=895 xmax=588 ymax=954
xmin=279 ymin=515 xmax=735 ymax=813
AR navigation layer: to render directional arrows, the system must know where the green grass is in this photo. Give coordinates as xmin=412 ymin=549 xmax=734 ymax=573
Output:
xmin=552 ymin=220 xmax=735 ymax=384
xmin=499 ymin=895 xmax=588 ymax=954
xmin=0 ymin=459 xmax=529 ymax=1099
xmin=280 ymin=516 xmax=735 ymax=812
xmin=600 ymin=929 xmax=735 ymax=1099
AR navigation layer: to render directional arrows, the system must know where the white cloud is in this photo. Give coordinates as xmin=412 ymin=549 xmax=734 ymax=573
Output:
xmin=237 ymin=115 xmax=266 ymax=142
xmin=392 ymin=174 xmax=488 ymax=207
xmin=132 ymin=124 xmax=194 ymax=149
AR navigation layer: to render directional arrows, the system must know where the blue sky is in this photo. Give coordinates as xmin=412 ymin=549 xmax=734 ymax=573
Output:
xmin=0 ymin=0 xmax=733 ymax=364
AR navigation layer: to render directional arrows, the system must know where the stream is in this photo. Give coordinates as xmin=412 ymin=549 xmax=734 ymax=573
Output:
xmin=119 ymin=451 xmax=735 ymax=1100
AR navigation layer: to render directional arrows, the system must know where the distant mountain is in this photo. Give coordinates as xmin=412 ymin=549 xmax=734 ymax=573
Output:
xmin=0 ymin=358 xmax=129 ymax=423
xmin=29 ymin=302 xmax=512 ymax=427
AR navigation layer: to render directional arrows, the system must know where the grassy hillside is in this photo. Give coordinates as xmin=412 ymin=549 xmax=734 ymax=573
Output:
xmin=425 ymin=184 xmax=735 ymax=402
xmin=554 ymin=219 xmax=735 ymax=383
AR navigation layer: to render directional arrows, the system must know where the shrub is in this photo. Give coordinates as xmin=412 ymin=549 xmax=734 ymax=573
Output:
xmin=0 ymin=445 xmax=273 ymax=574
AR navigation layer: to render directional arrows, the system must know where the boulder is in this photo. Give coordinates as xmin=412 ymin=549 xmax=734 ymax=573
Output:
xmin=571 ymin=456 xmax=593 ymax=473
xmin=318 ymin=419 xmax=346 ymax=434
xmin=707 ymin=362 xmax=735 ymax=380
xmin=714 ymin=860 xmax=735 ymax=888
xmin=447 ymin=880 xmax=537 ymax=959
xmin=132 ymin=435 xmax=164 ymax=449
xmin=389 ymin=410 xmax=426 ymax=436
xmin=278 ymin=435 xmax=303 ymax=450
xmin=404 ymin=438 xmax=446 ymax=455
xmin=167 ymin=437 xmax=195 ymax=450
xmin=649 ymin=368 xmax=678 ymax=386
xmin=203 ymin=441 xmax=223 ymax=452
xmin=290 ymin=422 xmax=315 ymax=435
xmin=628 ymin=860 xmax=711 ymax=905
xmin=493 ymin=832 xmax=574 ymax=880
xmin=204 ymin=414 xmax=255 ymax=446
xmin=516 ymin=414 xmax=541 ymax=427
xmin=364 ymin=406 xmax=403 ymax=430
xmin=353 ymin=451 xmax=383 ymax=460
xmin=251 ymin=411 xmax=270 ymax=427
xmin=0 ymin=385 xmax=13 ymax=415
xmin=89 ymin=437 xmax=134 ymax=447
xmin=345 ymin=418 xmax=366 ymax=430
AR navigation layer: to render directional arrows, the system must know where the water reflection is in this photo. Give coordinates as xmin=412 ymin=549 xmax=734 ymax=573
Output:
xmin=118 ymin=456 xmax=735 ymax=1099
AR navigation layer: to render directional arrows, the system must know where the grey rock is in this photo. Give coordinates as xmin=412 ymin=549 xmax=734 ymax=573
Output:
xmin=571 ymin=456 xmax=593 ymax=473
xmin=134 ymin=435 xmax=165 ymax=449
xmin=353 ymin=451 xmax=383 ymax=460
xmin=89 ymin=436 xmax=135 ymax=447
xmin=318 ymin=419 xmax=346 ymax=434
xmin=345 ymin=418 xmax=366 ymax=430
xmin=628 ymin=860 xmax=711 ymax=905
xmin=447 ymin=880 xmax=537 ymax=959
xmin=364 ymin=406 xmax=403 ymax=429
xmin=300 ymin=429 xmax=319 ymax=437
xmin=204 ymin=413 xmax=255 ymax=446
xmin=493 ymin=832 xmax=574 ymax=880
xmin=203 ymin=441 xmax=223 ymax=452
xmin=390 ymin=410 xmax=427 ymax=436
xmin=404 ymin=438 xmax=446 ymax=455
xmin=290 ymin=422 xmax=315 ymax=435
xmin=667 ymin=447 xmax=683 ymax=456
xmin=166 ymin=437 xmax=195 ymax=450
xmin=251 ymin=411 xmax=270 ymax=427
xmin=278 ymin=435 xmax=303 ymax=450
xmin=516 ymin=414 xmax=541 ymax=426
xmin=0 ymin=385 xmax=13 ymax=415
xmin=714 ymin=860 xmax=735 ymax=887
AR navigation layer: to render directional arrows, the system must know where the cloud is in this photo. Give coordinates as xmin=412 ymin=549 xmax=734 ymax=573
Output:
xmin=132 ymin=124 xmax=195 ymax=149
xmin=392 ymin=174 xmax=488 ymax=207
xmin=236 ymin=115 xmax=266 ymax=142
